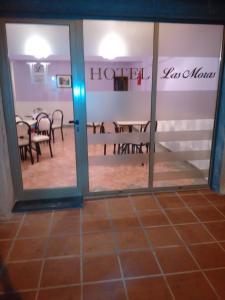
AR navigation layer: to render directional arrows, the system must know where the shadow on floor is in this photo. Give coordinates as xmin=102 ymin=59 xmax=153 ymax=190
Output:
xmin=0 ymin=257 xmax=22 ymax=300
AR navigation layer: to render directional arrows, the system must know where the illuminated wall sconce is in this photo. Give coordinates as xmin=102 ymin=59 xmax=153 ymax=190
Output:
xmin=27 ymin=62 xmax=50 ymax=83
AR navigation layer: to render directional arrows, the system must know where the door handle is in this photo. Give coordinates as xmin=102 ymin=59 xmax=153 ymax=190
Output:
xmin=69 ymin=120 xmax=79 ymax=125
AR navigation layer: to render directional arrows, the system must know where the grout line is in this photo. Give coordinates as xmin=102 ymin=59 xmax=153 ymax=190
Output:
xmin=105 ymin=199 xmax=130 ymax=300
xmin=129 ymin=195 xmax=176 ymax=300
xmin=174 ymin=193 xmax=222 ymax=299
xmin=35 ymin=210 xmax=54 ymax=300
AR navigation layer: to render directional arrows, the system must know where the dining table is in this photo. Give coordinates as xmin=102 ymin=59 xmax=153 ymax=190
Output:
xmin=116 ymin=121 xmax=148 ymax=132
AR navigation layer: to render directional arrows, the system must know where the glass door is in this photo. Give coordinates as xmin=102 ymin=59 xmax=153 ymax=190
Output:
xmin=1 ymin=20 xmax=87 ymax=201
xmin=83 ymin=20 xmax=154 ymax=192
xmin=153 ymin=23 xmax=223 ymax=188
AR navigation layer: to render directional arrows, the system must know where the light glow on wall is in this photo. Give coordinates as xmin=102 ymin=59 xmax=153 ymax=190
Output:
xmin=25 ymin=36 xmax=51 ymax=59
xmin=98 ymin=33 xmax=126 ymax=60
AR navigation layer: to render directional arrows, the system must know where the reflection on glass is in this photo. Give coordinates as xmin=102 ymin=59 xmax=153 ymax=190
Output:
xmin=83 ymin=20 xmax=154 ymax=192
xmin=6 ymin=23 xmax=77 ymax=189
xmin=154 ymin=23 xmax=223 ymax=188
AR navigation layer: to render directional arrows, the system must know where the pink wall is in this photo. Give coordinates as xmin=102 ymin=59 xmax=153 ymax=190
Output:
xmin=12 ymin=60 xmax=151 ymax=102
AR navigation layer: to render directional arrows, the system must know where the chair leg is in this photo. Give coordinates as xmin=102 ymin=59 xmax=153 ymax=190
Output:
xmin=29 ymin=145 xmax=34 ymax=164
xmin=52 ymin=129 xmax=55 ymax=143
xmin=104 ymin=144 xmax=107 ymax=155
xmin=61 ymin=127 xmax=64 ymax=141
xmin=35 ymin=143 xmax=39 ymax=162
xmin=49 ymin=141 xmax=53 ymax=158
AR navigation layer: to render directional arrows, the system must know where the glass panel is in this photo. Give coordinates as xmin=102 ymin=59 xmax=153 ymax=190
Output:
xmin=154 ymin=23 xmax=223 ymax=188
xmin=83 ymin=20 xmax=154 ymax=191
xmin=6 ymin=23 xmax=77 ymax=189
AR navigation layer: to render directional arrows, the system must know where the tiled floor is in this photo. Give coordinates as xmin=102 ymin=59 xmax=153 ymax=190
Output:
xmin=1 ymin=189 xmax=225 ymax=299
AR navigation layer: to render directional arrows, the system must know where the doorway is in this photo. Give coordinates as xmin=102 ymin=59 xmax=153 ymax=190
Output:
xmin=0 ymin=20 xmax=224 ymax=204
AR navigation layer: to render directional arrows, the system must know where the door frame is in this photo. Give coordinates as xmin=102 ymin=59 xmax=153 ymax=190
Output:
xmin=0 ymin=18 xmax=89 ymax=201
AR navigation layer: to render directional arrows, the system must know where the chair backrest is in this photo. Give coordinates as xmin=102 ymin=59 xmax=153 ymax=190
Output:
xmin=35 ymin=112 xmax=49 ymax=121
xmin=142 ymin=121 xmax=157 ymax=133
xmin=15 ymin=115 xmax=23 ymax=122
xmin=16 ymin=121 xmax=31 ymax=143
xmin=37 ymin=116 xmax=52 ymax=136
xmin=52 ymin=110 xmax=63 ymax=126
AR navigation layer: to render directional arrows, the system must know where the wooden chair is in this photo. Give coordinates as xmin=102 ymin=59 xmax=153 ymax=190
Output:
xmin=52 ymin=109 xmax=64 ymax=143
xmin=31 ymin=115 xmax=53 ymax=162
xmin=16 ymin=121 xmax=34 ymax=164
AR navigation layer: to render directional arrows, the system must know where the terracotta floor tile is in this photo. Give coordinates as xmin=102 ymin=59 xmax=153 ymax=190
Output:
xmin=111 ymin=213 xmax=140 ymax=230
xmin=83 ymin=281 xmax=126 ymax=300
xmin=190 ymin=206 xmax=224 ymax=222
xmin=0 ymin=240 xmax=12 ymax=260
xmin=114 ymin=228 xmax=148 ymax=250
xmin=83 ymin=200 xmax=108 ymax=217
xmin=83 ymin=254 xmax=121 ymax=282
xmin=126 ymin=277 xmax=173 ymax=300
xmin=181 ymin=194 xmax=211 ymax=207
xmin=119 ymin=250 xmax=160 ymax=277
xmin=204 ymin=193 xmax=225 ymax=205
xmin=107 ymin=197 xmax=133 ymax=215
xmin=18 ymin=215 xmax=51 ymax=238
xmin=189 ymin=243 xmax=225 ymax=269
xmin=0 ymin=261 xmax=42 ymax=292
xmin=138 ymin=210 xmax=169 ymax=227
xmin=175 ymin=223 xmax=214 ymax=244
xmin=146 ymin=226 xmax=182 ymax=247
xmin=131 ymin=195 xmax=160 ymax=210
xmin=155 ymin=192 xmax=177 ymax=197
xmin=199 ymin=188 xmax=215 ymax=195
xmin=7 ymin=213 xmax=24 ymax=223
xmin=9 ymin=238 xmax=47 ymax=261
xmin=24 ymin=212 xmax=52 ymax=223
xmin=83 ymin=232 xmax=116 ymax=254
xmin=165 ymin=208 xmax=198 ymax=224
xmin=205 ymin=221 xmax=225 ymax=241
xmin=220 ymin=241 xmax=225 ymax=250
xmin=205 ymin=268 xmax=225 ymax=299
xmin=1 ymin=291 xmax=37 ymax=300
xmin=177 ymin=190 xmax=200 ymax=195
xmin=82 ymin=215 xmax=112 ymax=232
xmin=0 ymin=223 xmax=19 ymax=239
xmin=54 ymin=208 xmax=80 ymax=219
xmin=46 ymin=235 xmax=80 ymax=257
xmin=167 ymin=272 xmax=217 ymax=300
xmin=157 ymin=196 xmax=185 ymax=209
xmin=155 ymin=246 xmax=198 ymax=273
xmin=50 ymin=217 xmax=80 ymax=236
xmin=41 ymin=257 xmax=80 ymax=287
xmin=215 ymin=204 xmax=225 ymax=216
xmin=38 ymin=286 xmax=81 ymax=300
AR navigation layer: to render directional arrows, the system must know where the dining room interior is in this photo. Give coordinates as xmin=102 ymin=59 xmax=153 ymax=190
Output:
xmin=6 ymin=20 xmax=223 ymax=193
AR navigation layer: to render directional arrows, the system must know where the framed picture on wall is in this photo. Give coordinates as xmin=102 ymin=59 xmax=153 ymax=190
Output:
xmin=56 ymin=75 xmax=72 ymax=88
xmin=114 ymin=76 xmax=128 ymax=91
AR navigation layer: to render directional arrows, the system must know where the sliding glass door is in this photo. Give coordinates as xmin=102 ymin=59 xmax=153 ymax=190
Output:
xmin=83 ymin=20 xmax=154 ymax=192
xmin=153 ymin=23 xmax=223 ymax=188
xmin=1 ymin=20 xmax=87 ymax=201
